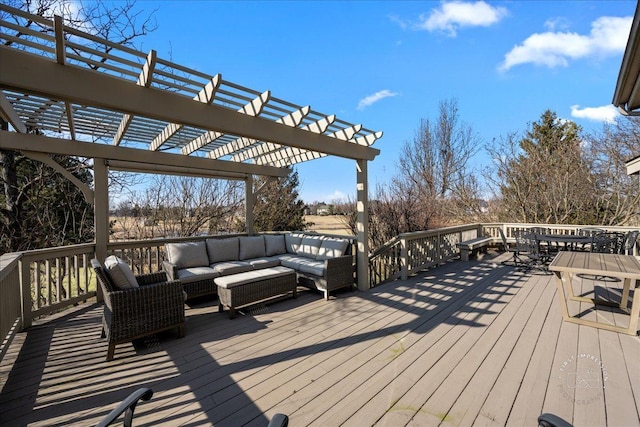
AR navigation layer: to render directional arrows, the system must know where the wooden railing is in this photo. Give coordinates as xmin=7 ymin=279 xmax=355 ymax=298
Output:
xmin=0 ymin=252 xmax=21 ymax=361
xmin=1 ymin=223 xmax=637 ymax=358
xmin=369 ymin=223 xmax=640 ymax=287
xmin=369 ymin=224 xmax=484 ymax=286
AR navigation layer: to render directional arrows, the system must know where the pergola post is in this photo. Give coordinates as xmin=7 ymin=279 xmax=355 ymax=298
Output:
xmin=356 ymin=159 xmax=369 ymax=291
xmin=94 ymin=159 xmax=109 ymax=301
xmin=245 ymin=174 xmax=254 ymax=235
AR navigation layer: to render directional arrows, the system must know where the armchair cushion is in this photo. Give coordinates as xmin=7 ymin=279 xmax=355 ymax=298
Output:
xmin=104 ymin=255 xmax=138 ymax=290
xmin=239 ymin=236 xmax=266 ymax=260
xmin=206 ymin=237 xmax=239 ymax=263
xmin=166 ymin=241 xmax=209 ymax=269
xmin=316 ymin=237 xmax=350 ymax=260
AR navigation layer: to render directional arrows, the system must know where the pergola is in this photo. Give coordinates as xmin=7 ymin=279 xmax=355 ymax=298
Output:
xmin=0 ymin=5 xmax=382 ymax=289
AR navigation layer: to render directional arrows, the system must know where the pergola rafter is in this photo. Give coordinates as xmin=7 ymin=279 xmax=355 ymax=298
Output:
xmin=0 ymin=4 xmax=382 ymax=290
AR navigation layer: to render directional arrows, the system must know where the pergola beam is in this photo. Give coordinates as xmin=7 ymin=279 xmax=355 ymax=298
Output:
xmin=215 ymin=106 xmax=310 ymax=161
xmin=0 ymin=131 xmax=290 ymax=178
xmin=150 ymin=74 xmax=222 ymax=151
xmin=113 ymin=50 xmax=157 ymax=146
xmin=247 ymin=114 xmax=335 ymax=165
xmin=0 ymin=47 xmax=380 ymax=161
xmin=54 ymin=15 xmax=76 ymax=140
xmin=107 ymin=159 xmax=249 ymax=180
xmin=257 ymin=123 xmax=362 ymax=167
xmin=268 ymin=130 xmax=383 ymax=167
xmin=181 ymin=90 xmax=271 ymax=155
xmin=0 ymin=91 xmax=27 ymax=133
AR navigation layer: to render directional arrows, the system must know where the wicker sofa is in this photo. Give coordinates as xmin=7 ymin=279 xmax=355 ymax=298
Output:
xmin=162 ymin=233 xmax=354 ymax=300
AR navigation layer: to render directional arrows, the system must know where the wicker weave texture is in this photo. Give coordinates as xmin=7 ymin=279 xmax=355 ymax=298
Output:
xmin=92 ymin=259 xmax=186 ymax=361
xmin=217 ymin=271 xmax=297 ymax=318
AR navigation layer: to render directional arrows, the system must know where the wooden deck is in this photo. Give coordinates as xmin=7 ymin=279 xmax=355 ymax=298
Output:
xmin=1 ymin=252 xmax=639 ymax=426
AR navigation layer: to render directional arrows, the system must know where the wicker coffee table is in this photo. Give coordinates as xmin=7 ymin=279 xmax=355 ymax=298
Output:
xmin=215 ymin=266 xmax=297 ymax=319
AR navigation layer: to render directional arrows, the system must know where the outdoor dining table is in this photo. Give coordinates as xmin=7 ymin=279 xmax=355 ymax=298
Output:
xmin=548 ymin=251 xmax=640 ymax=335
xmin=533 ymin=233 xmax=593 ymax=251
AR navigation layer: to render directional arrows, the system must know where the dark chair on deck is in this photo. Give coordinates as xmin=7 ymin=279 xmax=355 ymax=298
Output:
xmin=499 ymin=228 xmax=520 ymax=266
xmin=514 ymin=229 xmax=547 ymax=271
xmin=622 ymin=230 xmax=639 ymax=255
xmin=91 ymin=258 xmax=185 ymax=361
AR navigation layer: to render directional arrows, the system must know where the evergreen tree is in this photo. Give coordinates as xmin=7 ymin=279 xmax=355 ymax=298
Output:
xmin=496 ymin=110 xmax=595 ymax=224
xmin=253 ymin=171 xmax=308 ymax=232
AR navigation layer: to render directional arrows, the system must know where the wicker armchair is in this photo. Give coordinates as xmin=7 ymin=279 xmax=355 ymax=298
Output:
xmin=91 ymin=259 xmax=186 ymax=361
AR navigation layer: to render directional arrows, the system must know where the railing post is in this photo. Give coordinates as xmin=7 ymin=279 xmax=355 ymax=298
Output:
xmin=19 ymin=259 xmax=32 ymax=330
xmin=400 ymin=236 xmax=408 ymax=281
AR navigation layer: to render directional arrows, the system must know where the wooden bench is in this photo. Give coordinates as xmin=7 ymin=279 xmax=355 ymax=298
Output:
xmin=456 ymin=237 xmax=493 ymax=261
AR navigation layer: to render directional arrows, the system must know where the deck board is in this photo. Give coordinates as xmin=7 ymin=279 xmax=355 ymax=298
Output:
xmin=1 ymin=252 xmax=639 ymax=427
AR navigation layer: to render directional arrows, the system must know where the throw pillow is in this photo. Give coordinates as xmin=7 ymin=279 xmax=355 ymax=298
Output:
xmin=103 ymin=255 xmax=138 ymax=290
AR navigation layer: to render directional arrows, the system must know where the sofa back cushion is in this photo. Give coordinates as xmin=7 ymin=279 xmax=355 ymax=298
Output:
xmin=316 ymin=237 xmax=350 ymax=260
xmin=298 ymin=235 xmax=324 ymax=258
xmin=206 ymin=237 xmax=239 ymax=263
xmin=239 ymin=236 xmax=266 ymax=260
xmin=264 ymin=234 xmax=287 ymax=256
xmin=166 ymin=241 xmax=209 ymax=269
xmin=285 ymin=233 xmax=304 ymax=254
xmin=104 ymin=255 xmax=139 ymax=289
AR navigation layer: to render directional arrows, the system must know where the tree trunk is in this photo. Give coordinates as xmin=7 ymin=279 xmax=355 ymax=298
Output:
xmin=0 ymin=119 xmax=21 ymax=252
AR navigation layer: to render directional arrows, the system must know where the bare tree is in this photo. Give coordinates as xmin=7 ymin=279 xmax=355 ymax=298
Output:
xmin=395 ymin=98 xmax=482 ymax=228
xmin=112 ymin=176 xmax=243 ymax=240
xmin=586 ymin=118 xmax=640 ymax=226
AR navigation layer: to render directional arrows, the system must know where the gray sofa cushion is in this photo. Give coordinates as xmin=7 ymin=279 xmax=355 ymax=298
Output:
xmin=264 ymin=234 xmax=287 ymax=256
xmin=215 ymin=266 xmax=293 ymax=289
xmin=206 ymin=237 xmax=239 ymax=263
xmin=176 ymin=266 xmax=219 ymax=284
xmin=279 ymin=255 xmax=326 ymax=277
xmin=316 ymin=237 xmax=350 ymax=260
xmin=104 ymin=255 xmax=138 ymax=289
xmin=166 ymin=241 xmax=209 ymax=269
xmin=285 ymin=233 xmax=304 ymax=254
xmin=298 ymin=235 xmax=324 ymax=258
xmin=248 ymin=257 xmax=282 ymax=269
xmin=211 ymin=261 xmax=253 ymax=276
xmin=239 ymin=236 xmax=266 ymax=260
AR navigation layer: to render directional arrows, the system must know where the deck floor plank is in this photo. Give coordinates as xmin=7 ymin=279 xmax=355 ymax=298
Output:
xmin=1 ymin=252 xmax=638 ymax=427
xmin=308 ymin=263 xmax=521 ymax=427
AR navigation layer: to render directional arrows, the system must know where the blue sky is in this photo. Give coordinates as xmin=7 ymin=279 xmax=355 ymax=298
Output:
xmin=139 ymin=0 xmax=635 ymax=203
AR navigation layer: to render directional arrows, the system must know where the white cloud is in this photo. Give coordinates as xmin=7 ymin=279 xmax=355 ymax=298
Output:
xmin=544 ymin=17 xmax=570 ymax=32
xmin=325 ymin=190 xmax=348 ymax=203
xmin=417 ymin=1 xmax=508 ymax=36
xmin=357 ymin=89 xmax=399 ymax=110
xmin=499 ymin=16 xmax=632 ymax=71
xmin=570 ymin=104 xmax=619 ymax=123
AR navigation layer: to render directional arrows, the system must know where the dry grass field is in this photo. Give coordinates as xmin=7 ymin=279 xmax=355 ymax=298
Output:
xmin=109 ymin=215 xmax=352 ymax=240
xmin=304 ymin=215 xmax=352 ymax=236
